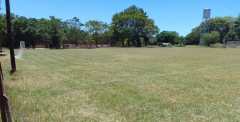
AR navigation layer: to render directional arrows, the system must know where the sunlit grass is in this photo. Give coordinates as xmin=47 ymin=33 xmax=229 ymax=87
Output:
xmin=2 ymin=47 xmax=240 ymax=122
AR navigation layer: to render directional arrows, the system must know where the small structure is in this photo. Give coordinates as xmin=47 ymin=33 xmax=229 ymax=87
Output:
xmin=20 ymin=41 xmax=25 ymax=49
xmin=160 ymin=43 xmax=172 ymax=47
xmin=15 ymin=41 xmax=25 ymax=59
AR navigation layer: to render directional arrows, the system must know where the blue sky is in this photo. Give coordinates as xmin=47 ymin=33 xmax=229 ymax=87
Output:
xmin=2 ymin=0 xmax=240 ymax=35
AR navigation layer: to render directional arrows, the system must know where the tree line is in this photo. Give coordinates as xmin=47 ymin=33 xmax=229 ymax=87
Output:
xmin=1 ymin=5 xmax=240 ymax=48
xmin=185 ymin=16 xmax=240 ymax=46
xmin=0 ymin=15 xmax=111 ymax=48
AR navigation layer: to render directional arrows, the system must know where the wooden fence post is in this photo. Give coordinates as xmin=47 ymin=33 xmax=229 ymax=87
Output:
xmin=0 ymin=63 xmax=12 ymax=122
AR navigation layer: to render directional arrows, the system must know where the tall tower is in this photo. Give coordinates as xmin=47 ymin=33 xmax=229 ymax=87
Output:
xmin=200 ymin=8 xmax=211 ymax=45
xmin=203 ymin=8 xmax=211 ymax=21
xmin=0 ymin=0 xmax=1 ymax=11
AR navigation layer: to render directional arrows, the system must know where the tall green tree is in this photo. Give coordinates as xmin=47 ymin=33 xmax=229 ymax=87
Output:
xmin=12 ymin=16 xmax=40 ymax=48
xmin=48 ymin=16 xmax=64 ymax=49
xmin=35 ymin=18 xmax=51 ymax=47
xmin=202 ymin=31 xmax=220 ymax=46
xmin=185 ymin=27 xmax=201 ymax=45
xmin=65 ymin=17 xmax=85 ymax=45
xmin=224 ymin=30 xmax=239 ymax=42
xmin=157 ymin=31 xmax=180 ymax=45
xmin=187 ymin=17 xmax=235 ymax=45
xmin=111 ymin=5 xmax=158 ymax=47
xmin=234 ymin=16 xmax=240 ymax=39
xmin=85 ymin=20 xmax=109 ymax=47
xmin=198 ymin=17 xmax=233 ymax=43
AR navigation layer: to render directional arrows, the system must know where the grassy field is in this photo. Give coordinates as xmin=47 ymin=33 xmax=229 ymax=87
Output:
xmin=1 ymin=47 xmax=240 ymax=122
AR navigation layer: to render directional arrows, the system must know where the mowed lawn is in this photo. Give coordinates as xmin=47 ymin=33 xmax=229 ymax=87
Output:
xmin=2 ymin=48 xmax=240 ymax=122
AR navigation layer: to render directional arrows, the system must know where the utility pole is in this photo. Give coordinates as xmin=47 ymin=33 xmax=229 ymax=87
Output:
xmin=5 ymin=0 xmax=16 ymax=73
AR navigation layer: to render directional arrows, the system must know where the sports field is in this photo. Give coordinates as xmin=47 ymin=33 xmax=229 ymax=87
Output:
xmin=2 ymin=48 xmax=240 ymax=122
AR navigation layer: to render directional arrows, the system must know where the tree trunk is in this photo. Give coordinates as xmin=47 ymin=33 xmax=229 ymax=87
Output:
xmin=144 ymin=37 xmax=149 ymax=47
xmin=127 ymin=40 xmax=130 ymax=47
xmin=136 ymin=39 xmax=141 ymax=47
xmin=95 ymin=40 xmax=99 ymax=48
xmin=121 ymin=40 xmax=125 ymax=47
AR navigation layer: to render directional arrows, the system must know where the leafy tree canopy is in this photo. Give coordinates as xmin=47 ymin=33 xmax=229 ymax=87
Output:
xmin=111 ymin=5 xmax=159 ymax=47
xmin=157 ymin=31 xmax=180 ymax=45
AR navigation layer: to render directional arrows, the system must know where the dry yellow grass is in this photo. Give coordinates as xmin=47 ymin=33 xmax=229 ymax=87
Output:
xmin=1 ymin=47 xmax=240 ymax=122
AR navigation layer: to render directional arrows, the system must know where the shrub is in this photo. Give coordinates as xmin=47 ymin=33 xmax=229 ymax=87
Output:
xmin=202 ymin=31 xmax=220 ymax=46
xmin=210 ymin=43 xmax=225 ymax=48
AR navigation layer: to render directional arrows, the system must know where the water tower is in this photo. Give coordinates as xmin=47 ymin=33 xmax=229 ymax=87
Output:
xmin=199 ymin=8 xmax=211 ymax=45
xmin=203 ymin=8 xmax=211 ymax=20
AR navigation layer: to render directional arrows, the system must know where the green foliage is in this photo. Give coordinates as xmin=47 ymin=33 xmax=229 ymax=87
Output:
xmin=48 ymin=16 xmax=65 ymax=49
xmin=177 ymin=36 xmax=185 ymax=46
xmin=201 ymin=17 xmax=232 ymax=37
xmin=202 ymin=31 xmax=220 ymax=46
xmin=185 ymin=27 xmax=200 ymax=45
xmin=0 ymin=15 xmax=6 ymax=47
xmin=0 ymin=14 xmax=111 ymax=49
xmin=65 ymin=17 xmax=86 ymax=45
xmin=4 ymin=7 xmax=240 ymax=48
xmin=85 ymin=20 xmax=109 ymax=47
xmin=234 ymin=16 xmax=240 ymax=39
xmin=224 ymin=30 xmax=239 ymax=42
xmin=210 ymin=43 xmax=225 ymax=48
xmin=13 ymin=16 xmax=38 ymax=47
xmin=186 ymin=15 xmax=240 ymax=45
xmin=111 ymin=5 xmax=158 ymax=47
xmin=157 ymin=31 xmax=180 ymax=45
xmin=0 ymin=6 xmax=159 ymax=48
